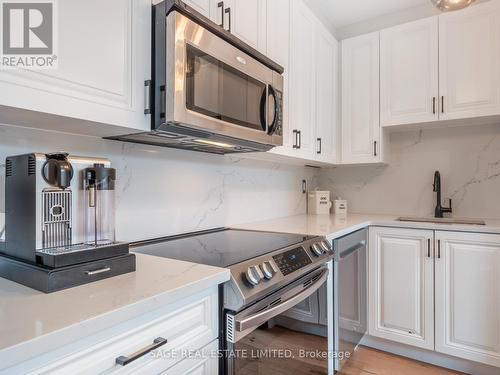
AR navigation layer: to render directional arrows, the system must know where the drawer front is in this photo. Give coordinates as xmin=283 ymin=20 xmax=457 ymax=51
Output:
xmin=6 ymin=287 xmax=218 ymax=375
xmin=161 ymin=339 xmax=218 ymax=375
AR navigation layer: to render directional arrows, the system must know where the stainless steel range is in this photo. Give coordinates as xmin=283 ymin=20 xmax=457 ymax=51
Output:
xmin=132 ymin=228 xmax=334 ymax=375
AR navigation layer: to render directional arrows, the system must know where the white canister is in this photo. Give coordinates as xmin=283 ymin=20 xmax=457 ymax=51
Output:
xmin=307 ymin=190 xmax=332 ymax=215
xmin=334 ymin=199 xmax=348 ymax=217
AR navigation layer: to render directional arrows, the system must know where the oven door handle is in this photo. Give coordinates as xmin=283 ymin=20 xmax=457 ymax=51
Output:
xmin=235 ymin=268 xmax=328 ymax=332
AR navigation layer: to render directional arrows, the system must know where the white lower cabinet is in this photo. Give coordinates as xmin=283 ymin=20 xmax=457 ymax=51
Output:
xmin=3 ymin=287 xmax=219 ymax=375
xmin=368 ymin=227 xmax=435 ymax=350
xmin=435 ymin=231 xmax=500 ymax=368
xmin=369 ymin=227 xmax=500 ymax=369
xmin=161 ymin=340 xmax=218 ymax=375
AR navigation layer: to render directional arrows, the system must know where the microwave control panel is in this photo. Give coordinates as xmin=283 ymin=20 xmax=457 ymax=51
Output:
xmin=273 ymin=247 xmax=312 ymax=276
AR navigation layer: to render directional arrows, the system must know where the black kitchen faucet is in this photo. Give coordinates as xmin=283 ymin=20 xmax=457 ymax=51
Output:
xmin=433 ymin=171 xmax=452 ymax=218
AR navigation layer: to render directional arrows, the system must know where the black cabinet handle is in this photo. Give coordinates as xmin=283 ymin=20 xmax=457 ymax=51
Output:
xmin=374 ymin=141 xmax=377 ymax=157
xmin=427 ymin=238 xmax=431 ymax=258
xmin=432 ymin=97 xmax=436 ymax=115
xmin=116 ymin=337 xmax=168 ymax=366
xmin=437 ymin=239 xmax=441 ymax=259
xmin=297 ymin=130 xmax=302 ymax=149
xmin=225 ymin=7 xmax=231 ymax=32
xmin=217 ymin=2 xmax=224 ymax=28
xmin=292 ymin=130 xmax=298 ymax=149
xmin=317 ymin=138 xmax=322 ymax=154
xmin=441 ymin=96 xmax=444 ymax=114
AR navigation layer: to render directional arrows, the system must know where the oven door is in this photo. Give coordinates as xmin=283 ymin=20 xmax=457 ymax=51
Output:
xmin=165 ymin=11 xmax=283 ymax=146
xmin=224 ymin=266 xmax=330 ymax=375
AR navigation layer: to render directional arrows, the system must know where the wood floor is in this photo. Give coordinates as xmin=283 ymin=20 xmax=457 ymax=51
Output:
xmin=236 ymin=325 xmax=465 ymax=375
xmin=339 ymin=346 xmax=464 ymax=375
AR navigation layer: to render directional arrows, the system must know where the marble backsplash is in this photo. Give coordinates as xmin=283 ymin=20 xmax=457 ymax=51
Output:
xmin=0 ymin=124 xmax=315 ymax=242
xmin=319 ymin=123 xmax=500 ymax=219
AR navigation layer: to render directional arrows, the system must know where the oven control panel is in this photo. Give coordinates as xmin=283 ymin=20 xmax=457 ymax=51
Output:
xmin=272 ymin=246 xmax=312 ymax=276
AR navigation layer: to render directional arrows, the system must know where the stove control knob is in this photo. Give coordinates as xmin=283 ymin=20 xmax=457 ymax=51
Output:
xmin=320 ymin=241 xmax=332 ymax=253
xmin=261 ymin=261 xmax=276 ymax=280
xmin=245 ymin=265 xmax=262 ymax=286
xmin=311 ymin=243 xmax=324 ymax=257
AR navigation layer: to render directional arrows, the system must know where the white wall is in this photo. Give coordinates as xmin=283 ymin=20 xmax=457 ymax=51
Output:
xmin=0 ymin=124 xmax=315 ymax=242
xmin=319 ymin=123 xmax=500 ymax=219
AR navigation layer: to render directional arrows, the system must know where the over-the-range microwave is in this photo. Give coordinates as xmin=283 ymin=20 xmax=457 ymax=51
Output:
xmin=109 ymin=0 xmax=284 ymax=155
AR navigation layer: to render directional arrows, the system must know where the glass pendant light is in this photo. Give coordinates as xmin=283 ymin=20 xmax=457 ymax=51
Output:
xmin=431 ymin=0 xmax=476 ymax=12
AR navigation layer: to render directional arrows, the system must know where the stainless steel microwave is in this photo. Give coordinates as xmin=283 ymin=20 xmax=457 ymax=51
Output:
xmin=111 ymin=0 xmax=284 ymax=155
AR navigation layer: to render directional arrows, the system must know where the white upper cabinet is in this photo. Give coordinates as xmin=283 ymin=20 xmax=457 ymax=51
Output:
xmin=184 ymin=0 xmax=212 ymax=18
xmin=341 ymin=32 xmax=381 ymax=164
xmin=0 ymin=0 xmax=151 ymax=134
xmin=439 ymin=0 xmax=500 ymax=121
xmin=267 ymin=0 xmax=291 ymax=153
xmin=315 ymin=25 xmax=338 ymax=164
xmin=288 ymin=0 xmax=316 ymax=159
xmin=369 ymin=227 xmax=435 ymax=350
xmin=380 ymin=17 xmax=439 ymax=127
xmin=435 ymin=231 xmax=500 ymax=368
xmin=215 ymin=0 xmax=267 ymax=53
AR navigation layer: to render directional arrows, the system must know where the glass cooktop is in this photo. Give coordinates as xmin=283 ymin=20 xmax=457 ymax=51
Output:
xmin=131 ymin=228 xmax=313 ymax=268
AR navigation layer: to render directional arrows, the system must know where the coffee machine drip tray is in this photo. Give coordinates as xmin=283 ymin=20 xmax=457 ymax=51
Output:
xmin=35 ymin=242 xmax=130 ymax=268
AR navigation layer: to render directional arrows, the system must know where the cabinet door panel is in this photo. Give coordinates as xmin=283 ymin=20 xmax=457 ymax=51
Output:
xmin=184 ymin=0 xmax=211 ymax=18
xmin=288 ymin=0 xmax=315 ymax=159
xmin=368 ymin=227 xmax=434 ymax=350
xmin=439 ymin=0 xmax=500 ymax=120
xmin=267 ymin=0 xmax=292 ymax=154
xmin=315 ymin=25 xmax=338 ymax=163
xmin=0 ymin=0 xmax=151 ymax=132
xmin=341 ymin=32 xmax=380 ymax=164
xmin=227 ymin=0 xmax=267 ymax=52
xmin=380 ymin=17 xmax=439 ymax=126
xmin=161 ymin=340 xmax=219 ymax=375
xmin=435 ymin=231 xmax=500 ymax=367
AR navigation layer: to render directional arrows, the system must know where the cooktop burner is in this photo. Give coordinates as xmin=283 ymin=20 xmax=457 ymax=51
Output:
xmin=131 ymin=228 xmax=313 ymax=268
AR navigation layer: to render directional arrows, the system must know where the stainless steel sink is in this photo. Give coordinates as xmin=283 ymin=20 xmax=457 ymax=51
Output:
xmin=397 ymin=217 xmax=486 ymax=225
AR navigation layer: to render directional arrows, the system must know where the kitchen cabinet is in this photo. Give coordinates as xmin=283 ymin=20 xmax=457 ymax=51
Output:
xmin=183 ymin=0 xmax=212 ymax=18
xmin=283 ymin=0 xmax=338 ymax=163
xmin=435 ymin=231 xmax=500 ymax=367
xmin=380 ymin=17 xmax=439 ymax=126
xmin=314 ymin=24 xmax=338 ymax=164
xmin=266 ymin=0 xmax=292 ymax=154
xmin=2 ymin=287 xmax=219 ymax=374
xmin=0 ymin=0 xmax=151 ymax=135
xmin=288 ymin=0 xmax=316 ymax=159
xmin=439 ymin=0 xmax=500 ymax=121
xmin=212 ymin=0 xmax=267 ymax=53
xmin=368 ymin=227 xmax=435 ymax=350
xmin=161 ymin=340 xmax=218 ymax=375
xmin=341 ymin=32 xmax=383 ymax=164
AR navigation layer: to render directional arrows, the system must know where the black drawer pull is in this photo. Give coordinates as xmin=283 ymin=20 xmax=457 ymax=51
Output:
xmin=116 ymin=337 xmax=168 ymax=366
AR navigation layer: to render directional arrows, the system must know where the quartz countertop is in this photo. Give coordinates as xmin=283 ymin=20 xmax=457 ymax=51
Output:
xmin=0 ymin=253 xmax=229 ymax=367
xmin=232 ymin=213 xmax=500 ymax=239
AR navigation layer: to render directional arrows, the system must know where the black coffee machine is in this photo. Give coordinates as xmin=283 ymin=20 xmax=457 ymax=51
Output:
xmin=0 ymin=152 xmax=135 ymax=293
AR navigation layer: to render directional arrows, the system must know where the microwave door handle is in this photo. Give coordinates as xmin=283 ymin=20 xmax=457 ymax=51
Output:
xmin=259 ymin=86 xmax=268 ymax=132
xmin=234 ymin=268 xmax=328 ymax=332
xmin=267 ymin=85 xmax=279 ymax=135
